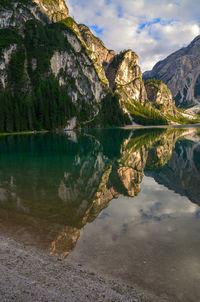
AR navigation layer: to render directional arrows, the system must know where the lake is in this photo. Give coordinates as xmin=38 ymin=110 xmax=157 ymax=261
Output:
xmin=0 ymin=127 xmax=200 ymax=302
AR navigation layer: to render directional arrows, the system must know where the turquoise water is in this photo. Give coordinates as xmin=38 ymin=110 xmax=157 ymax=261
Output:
xmin=0 ymin=128 xmax=200 ymax=301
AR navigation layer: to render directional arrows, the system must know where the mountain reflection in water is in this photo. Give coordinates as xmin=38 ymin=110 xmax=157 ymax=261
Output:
xmin=0 ymin=129 xmax=200 ymax=257
xmin=0 ymin=128 xmax=199 ymax=259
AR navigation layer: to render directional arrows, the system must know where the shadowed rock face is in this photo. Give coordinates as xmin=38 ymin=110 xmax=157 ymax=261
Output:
xmin=0 ymin=129 xmax=189 ymax=258
xmin=143 ymin=36 xmax=200 ymax=108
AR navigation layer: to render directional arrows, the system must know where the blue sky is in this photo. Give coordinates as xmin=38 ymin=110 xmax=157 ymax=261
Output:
xmin=66 ymin=0 xmax=200 ymax=71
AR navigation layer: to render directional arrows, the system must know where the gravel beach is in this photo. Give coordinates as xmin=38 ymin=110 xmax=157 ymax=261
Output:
xmin=0 ymin=235 xmax=170 ymax=302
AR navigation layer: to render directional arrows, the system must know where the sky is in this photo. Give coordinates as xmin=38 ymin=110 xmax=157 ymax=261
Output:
xmin=65 ymin=0 xmax=200 ymax=72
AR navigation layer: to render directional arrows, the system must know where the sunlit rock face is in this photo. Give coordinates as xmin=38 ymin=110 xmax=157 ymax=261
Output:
xmin=78 ymin=24 xmax=115 ymax=86
xmin=33 ymin=0 xmax=69 ymax=22
xmin=143 ymin=36 xmax=200 ymax=108
xmin=79 ymin=24 xmax=115 ymax=68
xmin=145 ymin=80 xmax=177 ymax=117
xmin=75 ymin=25 xmax=179 ymax=122
xmin=49 ymin=47 xmax=105 ymax=107
xmin=106 ymin=50 xmax=147 ymax=105
xmin=115 ymin=51 xmax=139 ymax=85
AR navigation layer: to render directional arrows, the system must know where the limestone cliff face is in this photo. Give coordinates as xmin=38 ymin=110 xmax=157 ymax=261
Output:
xmin=0 ymin=44 xmax=17 ymax=88
xmin=73 ymin=26 xmax=148 ymax=120
xmin=145 ymin=80 xmax=177 ymax=118
xmin=143 ymin=36 xmax=200 ymax=108
xmin=49 ymin=47 xmax=105 ymax=106
xmin=33 ymin=0 xmax=69 ymax=22
xmin=79 ymin=24 xmax=115 ymax=86
xmin=0 ymin=0 xmax=107 ymax=128
xmin=107 ymin=50 xmax=146 ymax=104
xmin=0 ymin=0 xmax=49 ymax=29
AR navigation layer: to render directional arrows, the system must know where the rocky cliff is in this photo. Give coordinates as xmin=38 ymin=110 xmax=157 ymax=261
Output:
xmin=143 ymin=35 xmax=200 ymax=108
xmin=78 ymin=23 xmax=115 ymax=86
xmin=145 ymin=80 xmax=175 ymax=114
xmin=0 ymin=0 xmax=110 ymax=131
xmin=107 ymin=50 xmax=146 ymax=102
xmin=33 ymin=0 xmax=69 ymax=22
xmin=0 ymin=0 xmax=192 ymax=130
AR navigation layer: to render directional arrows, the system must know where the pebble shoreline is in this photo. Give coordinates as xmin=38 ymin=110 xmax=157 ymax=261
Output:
xmin=0 ymin=235 xmax=170 ymax=302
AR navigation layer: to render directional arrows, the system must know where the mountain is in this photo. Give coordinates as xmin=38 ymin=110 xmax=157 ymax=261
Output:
xmin=0 ymin=0 xmax=194 ymax=131
xmin=143 ymin=36 xmax=200 ymax=108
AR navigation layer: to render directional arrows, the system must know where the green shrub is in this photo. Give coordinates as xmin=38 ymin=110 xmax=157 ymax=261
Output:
xmin=125 ymin=101 xmax=168 ymax=125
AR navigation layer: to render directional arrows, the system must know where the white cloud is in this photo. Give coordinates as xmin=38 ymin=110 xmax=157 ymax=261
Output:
xmin=65 ymin=0 xmax=200 ymax=71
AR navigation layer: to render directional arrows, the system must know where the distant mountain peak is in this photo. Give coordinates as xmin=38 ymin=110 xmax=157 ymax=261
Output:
xmin=143 ymin=35 xmax=200 ymax=108
xmin=191 ymin=35 xmax=200 ymax=44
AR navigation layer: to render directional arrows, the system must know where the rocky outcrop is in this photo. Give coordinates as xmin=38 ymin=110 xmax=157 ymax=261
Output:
xmin=79 ymin=24 xmax=115 ymax=86
xmin=50 ymin=48 xmax=105 ymax=106
xmin=106 ymin=50 xmax=146 ymax=104
xmin=79 ymin=24 xmax=115 ymax=70
xmin=0 ymin=0 xmax=49 ymax=29
xmin=144 ymin=79 xmax=177 ymax=118
xmin=0 ymin=44 xmax=17 ymax=88
xmin=33 ymin=0 xmax=69 ymax=22
xmin=143 ymin=35 xmax=200 ymax=108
